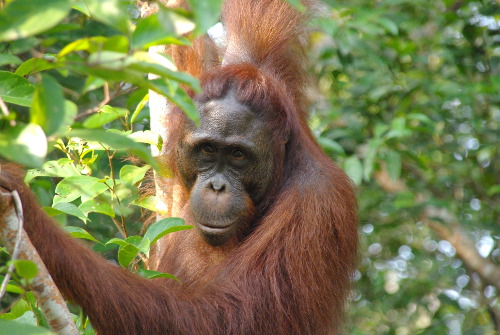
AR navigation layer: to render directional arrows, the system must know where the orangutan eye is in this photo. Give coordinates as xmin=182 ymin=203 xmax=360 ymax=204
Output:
xmin=201 ymin=144 xmax=216 ymax=154
xmin=231 ymin=149 xmax=245 ymax=159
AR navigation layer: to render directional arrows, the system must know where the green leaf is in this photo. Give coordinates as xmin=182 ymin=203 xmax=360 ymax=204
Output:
xmin=13 ymin=260 xmax=38 ymax=280
xmin=69 ymin=128 xmax=158 ymax=169
xmin=79 ymin=199 xmax=115 ymax=218
xmin=0 ymin=123 xmax=47 ymax=167
xmin=53 ymin=202 xmax=88 ymax=223
xmin=384 ymin=150 xmax=402 ymax=181
xmin=59 ymin=36 xmax=129 ymax=58
xmin=363 ymin=138 xmax=381 ymax=181
xmin=124 ymin=236 xmax=150 ymax=254
xmin=7 ymin=299 xmax=30 ymax=318
xmin=72 ymin=0 xmax=90 ymax=16
xmin=0 ymin=54 xmax=22 ymax=67
xmin=83 ymin=54 xmax=199 ymax=121
xmin=14 ymin=58 xmax=60 ymax=77
xmin=344 ymin=156 xmax=363 ymax=185
xmin=129 ymin=131 xmax=162 ymax=151
xmin=0 ymin=71 xmax=36 ymax=106
xmin=132 ymin=52 xmax=201 ymax=91
xmin=54 ymin=176 xmax=108 ymax=204
xmin=64 ymin=226 xmax=99 ymax=243
xmin=30 ymin=74 xmax=66 ymax=136
xmin=25 ymin=159 xmax=80 ymax=183
xmin=117 ymin=244 xmax=139 ymax=268
xmin=83 ymin=0 xmax=132 ymax=34
xmin=0 ymin=319 xmax=54 ymax=335
xmin=386 ymin=117 xmax=409 ymax=139
xmin=83 ymin=105 xmax=129 ymax=129
xmin=119 ymin=165 xmax=150 ymax=185
xmin=377 ymin=17 xmax=398 ymax=35
xmin=130 ymin=93 xmax=149 ymax=124
xmin=158 ymin=6 xmax=196 ymax=36
xmin=487 ymin=185 xmax=500 ymax=196
xmin=132 ymin=13 xmax=189 ymax=49
xmin=188 ymin=0 xmax=223 ymax=35
xmin=0 ymin=0 xmax=72 ymax=42
xmin=318 ymin=137 xmax=346 ymax=155
xmin=89 ymin=51 xmax=200 ymax=92
xmin=144 ymin=218 xmax=190 ymax=245
xmin=4 ymin=284 xmax=24 ymax=295
xmin=0 ymin=302 xmax=26 ymax=320
xmin=137 ymin=269 xmax=179 ymax=282
xmin=106 ymin=238 xmax=128 ymax=248
xmin=133 ymin=195 xmax=160 ymax=212
xmin=152 ymin=79 xmax=199 ymax=123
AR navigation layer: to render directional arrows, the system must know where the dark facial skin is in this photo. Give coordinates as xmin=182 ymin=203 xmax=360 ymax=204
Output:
xmin=176 ymin=92 xmax=276 ymax=246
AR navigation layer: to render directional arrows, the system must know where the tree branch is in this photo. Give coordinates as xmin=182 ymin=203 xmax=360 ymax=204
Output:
xmin=426 ymin=219 xmax=500 ymax=291
xmin=374 ymin=166 xmax=500 ymax=292
xmin=0 ymin=189 xmax=79 ymax=335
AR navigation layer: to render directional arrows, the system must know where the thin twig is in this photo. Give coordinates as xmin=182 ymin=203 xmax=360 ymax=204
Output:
xmin=102 ymin=144 xmax=128 ymax=237
xmin=75 ymin=82 xmax=111 ymax=121
xmin=0 ymin=191 xmax=23 ymax=299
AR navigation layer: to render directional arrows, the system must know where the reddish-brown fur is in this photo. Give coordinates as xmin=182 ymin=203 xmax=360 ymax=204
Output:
xmin=0 ymin=0 xmax=357 ymax=334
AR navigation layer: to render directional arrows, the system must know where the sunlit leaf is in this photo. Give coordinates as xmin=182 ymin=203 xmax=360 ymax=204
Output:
xmin=79 ymin=199 xmax=115 ymax=218
xmin=119 ymin=165 xmax=150 ymax=185
xmin=144 ymin=218 xmax=190 ymax=245
xmin=53 ymin=202 xmax=88 ymax=223
xmin=384 ymin=150 xmax=402 ymax=181
xmin=53 ymin=175 xmax=108 ymax=205
xmin=117 ymin=244 xmax=139 ymax=268
xmin=83 ymin=105 xmax=129 ymax=129
xmin=188 ymin=0 xmax=223 ymax=35
xmin=14 ymin=58 xmax=60 ymax=77
xmin=83 ymin=0 xmax=132 ymax=34
xmin=30 ymin=74 xmax=66 ymax=136
xmin=106 ymin=238 xmax=128 ymax=248
xmin=132 ymin=12 xmax=191 ymax=49
xmin=25 ymin=160 xmax=80 ymax=183
xmin=0 ymin=71 xmax=35 ymax=106
xmin=0 ymin=0 xmax=72 ymax=42
xmin=377 ymin=17 xmax=398 ymax=35
xmin=344 ymin=156 xmax=363 ymax=185
xmin=0 ymin=123 xmax=47 ymax=167
xmin=72 ymin=0 xmax=90 ymax=16
xmin=318 ymin=137 xmax=346 ymax=155
xmin=158 ymin=6 xmax=196 ymax=36
xmin=130 ymin=94 xmax=149 ymax=124
xmin=64 ymin=227 xmax=99 ymax=243
xmin=13 ymin=260 xmax=38 ymax=280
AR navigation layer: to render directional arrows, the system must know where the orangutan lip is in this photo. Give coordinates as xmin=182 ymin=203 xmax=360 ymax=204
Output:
xmin=197 ymin=223 xmax=232 ymax=234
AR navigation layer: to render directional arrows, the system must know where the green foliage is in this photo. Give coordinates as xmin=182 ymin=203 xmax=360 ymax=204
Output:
xmin=312 ymin=0 xmax=499 ymax=333
xmin=0 ymin=319 xmax=54 ymax=335
xmin=0 ymin=0 xmax=72 ymax=41
xmin=0 ymin=0 xmax=214 ymax=331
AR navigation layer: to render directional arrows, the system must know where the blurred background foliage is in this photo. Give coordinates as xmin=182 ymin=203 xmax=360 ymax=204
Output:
xmin=311 ymin=0 xmax=499 ymax=334
xmin=0 ymin=0 xmax=498 ymax=334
